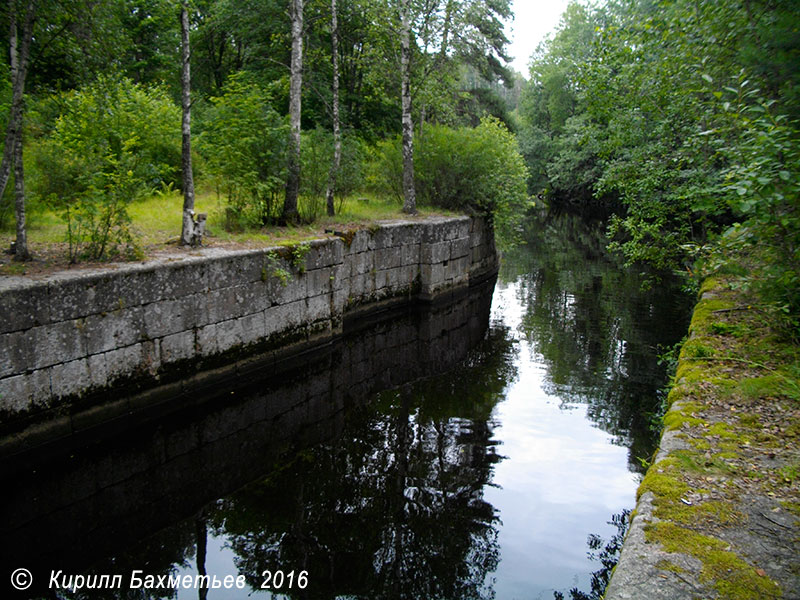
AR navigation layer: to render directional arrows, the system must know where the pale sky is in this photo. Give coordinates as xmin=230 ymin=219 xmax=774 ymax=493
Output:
xmin=506 ymin=0 xmax=573 ymax=77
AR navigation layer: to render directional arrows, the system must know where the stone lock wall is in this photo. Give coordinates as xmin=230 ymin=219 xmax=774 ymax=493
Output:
xmin=0 ymin=216 xmax=497 ymax=429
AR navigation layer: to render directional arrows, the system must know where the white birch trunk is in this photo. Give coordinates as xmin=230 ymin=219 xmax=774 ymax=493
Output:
xmin=325 ymin=0 xmax=341 ymax=217
xmin=179 ymin=1 xmax=196 ymax=246
xmin=1 ymin=0 xmax=35 ymax=260
xmin=400 ymin=0 xmax=416 ymax=214
xmin=284 ymin=0 xmax=304 ymax=222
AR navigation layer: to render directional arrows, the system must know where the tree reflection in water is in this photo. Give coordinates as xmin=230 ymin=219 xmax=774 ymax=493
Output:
xmin=554 ymin=510 xmax=631 ymax=600
xmin=211 ymin=325 xmax=517 ymax=599
xmin=502 ymin=210 xmax=692 ymax=472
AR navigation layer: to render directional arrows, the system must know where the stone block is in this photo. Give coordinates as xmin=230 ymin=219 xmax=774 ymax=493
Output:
xmin=206 ymin=282 xmax=267 ymax=323
xmin=306 ymin=294 xmax=331 ymax=323
xmin=196 ymin=323 xmax=219 ymax=356
xmin=420 ymin=263 xmax=445 ymax=286
xmin=329 ymin=264 xmax=347 ymax=291
xmin=91 ymin=269 xmax=157 ymax=312
xmin=450 ymin=237 xmax=471 ymax=260
xmin=46 ymin=273 xmax=100 ymax=321
xmin=88 ymin=353 xmax=108 ymax=388
xmin=420 ymin=241 xmax=451 ymax=264
xmin=0 ymin=374 xmax=31 ymax=412
xmin=27 ymin=368 xmax=52 ymax=408
xmin=150 ymin=261 xmax=209 ymax=302
xmin=144 ymin=294 xmax=207 ymax=339
xmin=210 ymin=310 xmax=244 ymax=350
xmin=348 ymin=230 xmax=371 ymax=254
xmin=376 ymin=267 xmax=405 ymax=292
xmin=104 ymin=344 xmax=150 ymax=383
xmin=273 ymin=276 xmax=307 ymax=305
xmin=401 ymin=242 xmax=420 ymax=266
xmin=446 ymin=256 xmax=470 ymax=281
xmin=266 ymin=300 xmax=306 ymax=334
xmin=448 ymin=219 xmax=471 ymax=240
xmin=349 ymin=273 xmax=374 ymax=301
xmin=369 ymin=227 xmax=393 ymax=250
xmin=375 ymin=247 xmax=402 ymax=270
xmin=306 ymin=239 xmax=344 ymax=270
xmin=389 ymin=223 xmax=422 ymax=246
xmin=237 ymin=312 xmax=267 ymax=347
xmin=332 ymin=288 xmax=349 ymax=316
xmin=84 ymin=307 xmax=144 ymax=356
xmin=207 ymin=251 xmax=265 ymax=289
xmin=50 ymin=358 xmax=91 ymax=399
xmin=349 ymin=251 xmax=374 ymax=276
xmin=29 ymin=320 xmax=88 ymax=370
xmin=306 ymin=267 xmax=333 ymax=298
xmin=159 ymin=330 xmax=195 ymax=365
xmin=0 ymin=282 xmax=50 ymax=333
xmin=400 ymin=265 xmax=419 ymax=287
xmin=0 ymin=330 xmax=31 ymax=377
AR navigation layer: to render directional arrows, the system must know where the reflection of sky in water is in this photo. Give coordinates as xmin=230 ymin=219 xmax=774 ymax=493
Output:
xmin=484 ymin=281 xmax=639 ymax=600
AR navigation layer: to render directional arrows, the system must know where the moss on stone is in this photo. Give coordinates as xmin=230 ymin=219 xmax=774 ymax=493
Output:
xmin=655 ymin=559 xmax=686 ymax=575
xmin=663 ymin=410 xmax=704 ymax=431
xmin=637 ymin=458 xmax=688 ymax=502
xmin=645 ymin=521 xmax=781 ymax=599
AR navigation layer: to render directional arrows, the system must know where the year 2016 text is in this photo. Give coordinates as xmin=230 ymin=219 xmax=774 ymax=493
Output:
xmin=261 ymin=570 xmax=308 ymax=590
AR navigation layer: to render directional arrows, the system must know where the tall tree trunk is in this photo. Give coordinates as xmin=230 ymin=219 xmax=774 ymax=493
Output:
xmin=283 ymin=0 xmax=304 ymax=223
xmin=1 ymin=0 xmax=35 ymax=259
xmin=399 ymin=0 xmax=416 ymax=215
xmin=180 ymin=1 xmax=196 ymax=246
xmin=13 ymin=127 xmax=28 ymax=260
xmin=325 ymin=0 xmax=341 ymax=217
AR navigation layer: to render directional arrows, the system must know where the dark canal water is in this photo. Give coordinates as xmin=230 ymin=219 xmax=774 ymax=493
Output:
xmin=1 ymin=212 xmax=692 ymax=600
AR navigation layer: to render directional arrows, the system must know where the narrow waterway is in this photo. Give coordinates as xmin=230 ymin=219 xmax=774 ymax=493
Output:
xmin=2 ymin=211 xmax=691 ymax=600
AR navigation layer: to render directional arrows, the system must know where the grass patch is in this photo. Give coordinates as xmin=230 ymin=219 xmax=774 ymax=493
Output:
xmin=0 ymin=190 xmax=457 ymax=273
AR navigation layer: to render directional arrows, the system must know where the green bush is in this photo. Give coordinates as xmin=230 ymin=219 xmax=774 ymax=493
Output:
xmin=713 ymin=84 xmax=800 ymax=333
xmin=300 ymin=127 xmax=368 ymax=220
xmin=198 ymin=74 xmax=288 ymax=229
xmin=370 ymin=117 xmax=531 ymax=244
xmin=31 ymin=75 xmax=179 ymax=260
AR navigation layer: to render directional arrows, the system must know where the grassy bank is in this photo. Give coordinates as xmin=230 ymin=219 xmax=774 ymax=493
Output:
xmin=634 ymin=268 xmax=800 ymax=598
xmin=0 ymin=191 xmax=454 ymax=276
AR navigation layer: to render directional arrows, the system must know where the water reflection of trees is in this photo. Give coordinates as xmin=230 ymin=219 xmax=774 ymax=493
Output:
xmin=503 ymin=211 xmax=691 ymax=470
xmin=211 ymin=326 xmax=516 ymax=599
xmin=55 ymin=323 xmax=516 ymax=600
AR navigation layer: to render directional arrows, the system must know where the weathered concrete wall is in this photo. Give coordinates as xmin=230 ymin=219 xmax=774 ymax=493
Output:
xmin=0 ymin=216 xmax=496 ymax=436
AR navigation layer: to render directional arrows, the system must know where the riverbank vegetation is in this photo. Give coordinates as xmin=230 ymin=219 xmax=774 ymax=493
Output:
xmin=516 ymin=0 xmax=800 ymax=336
xmin=0 ymin=0 xmax=529 ymax=269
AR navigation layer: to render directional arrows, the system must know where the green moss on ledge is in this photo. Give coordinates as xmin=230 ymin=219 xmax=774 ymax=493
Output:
xmin=645 ymin=521 xmax=781 ymax=599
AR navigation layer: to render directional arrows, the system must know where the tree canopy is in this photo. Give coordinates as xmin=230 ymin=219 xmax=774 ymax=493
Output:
xmin=516 ymin=0 xmax=800 ymax=330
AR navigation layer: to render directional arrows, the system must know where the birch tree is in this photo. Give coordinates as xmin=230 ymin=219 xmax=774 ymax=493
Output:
xmin=325 ymin=0 xmax=341 ymax=217
xmin=283 ymin=0 xmax=304 ymax=223
xmin=1 ymin=0 xmax=35 ymax=260
xmin=399 ymin=0 xmax=416 ymax=214
xmin=179 ymin=0 xmax=196 ymax=246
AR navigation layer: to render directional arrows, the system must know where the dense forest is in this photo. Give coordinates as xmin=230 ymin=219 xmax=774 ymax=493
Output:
xmin=0 ymin=0 xmax=528 ymax=260
xmin=517 ymin=0 xmax=800 ymax=333
xmin=1 ymin=0 xmax=798 ymax=331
